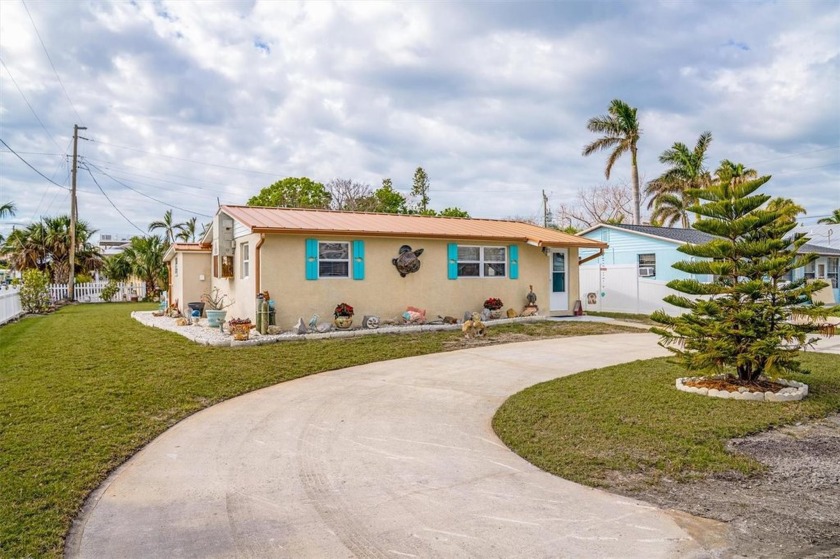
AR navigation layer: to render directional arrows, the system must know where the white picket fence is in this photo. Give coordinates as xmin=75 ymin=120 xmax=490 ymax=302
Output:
xmin=0 ymin=286 xmax=23 ymax=325
xmin=48 ymin=281 xmax=147 ymax=303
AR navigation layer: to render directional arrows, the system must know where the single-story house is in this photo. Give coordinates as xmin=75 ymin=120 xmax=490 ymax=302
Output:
xmin=166 ymin=206 xmax=608 ymax=326
xmin=577 ymin=223 xmax=840 ymax=314
xmin=164 ymin=242 xmax=212 ymax=309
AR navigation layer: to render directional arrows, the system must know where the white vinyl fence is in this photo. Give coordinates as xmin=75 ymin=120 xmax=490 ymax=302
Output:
xmin=48 ymin=281 xmax=147 ymax=303
xmin=0 ymin=286 xmax=23 ymax=325
xmin=580 ymin=264 xmax=699 ymax=316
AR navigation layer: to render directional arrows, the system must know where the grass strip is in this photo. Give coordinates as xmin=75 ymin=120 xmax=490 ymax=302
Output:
xmin=493 ymin=352 xmax=840 ymax=490
xmin=0 ymin=303 xmax=637 ymax=558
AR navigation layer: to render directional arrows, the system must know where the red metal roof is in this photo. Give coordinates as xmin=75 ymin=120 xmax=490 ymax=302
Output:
xmin=220 ymin=206 xmax=607 ymax=249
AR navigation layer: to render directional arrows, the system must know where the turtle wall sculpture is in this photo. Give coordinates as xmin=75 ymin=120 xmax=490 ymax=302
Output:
xmin=392 ymin=245 xmax=424 ymax=277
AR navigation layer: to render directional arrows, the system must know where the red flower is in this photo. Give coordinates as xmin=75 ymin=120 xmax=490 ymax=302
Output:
xmin=334 ymin=303 xmax=354 ymax=317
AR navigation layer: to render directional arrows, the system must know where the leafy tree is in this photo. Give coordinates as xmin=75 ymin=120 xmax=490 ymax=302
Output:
xmin=438 ymin=207 xmax=470 ymax=218
xmin=371 ymin=179 xmax=408 ymax=214
xmin=817 ymin=209 xmax=840 ymax=225
xmin=582 ymin=99 xmax=642 ymax=225
xmin=247 ymin=177 xmax=331 ymax=209
xmin=148 ymin=210 xmax=183 ymax=244
xmin=20 ymin=269 xmax=51 ymax=313
xmin=651 ymin=176 xmax=838 ymax=382
xmin=176 ymin=217 xmax=198 ymax=242
xmin=410 ymin=167 xmax=430 ymax=213
xmin=645 ymin=131 xmax=713 ymax=228
xmin=110 ymin=235 xmax=168 ymax=296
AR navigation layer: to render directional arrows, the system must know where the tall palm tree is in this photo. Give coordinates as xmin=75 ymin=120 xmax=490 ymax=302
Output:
xmin=148 ymin=210 xmax=183 ymax=245
xmin=0 ymin=201 xmax=16 ymax=218
xmin=583 ymin=99 xmax=642 ymax=224
xmin=817 ymin=209 xmax=840 ymax=224
xmin=176 ymin=217 xmax=198 ymax=242
xmin=714 ymin=160 xmax=757 ymax=186
xmin=645 ymin=131 xmax=713 ymax=228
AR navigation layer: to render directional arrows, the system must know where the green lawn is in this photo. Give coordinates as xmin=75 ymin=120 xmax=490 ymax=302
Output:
xmin=494 ymin=352 xmax=840 ymax=490
xmin=584 ymin=311 xmax=656 ymax=325
xmin=0 ymin=303 xmax=638 ymax=558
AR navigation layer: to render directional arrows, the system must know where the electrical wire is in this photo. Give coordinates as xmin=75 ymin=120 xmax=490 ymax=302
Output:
xmin=84 ymin=166 xmax=145 ymax=234
xmin=0 ymin=138 xmax=71 ymax=190
xmin=0 ymin=56 xmax=64 ymax=152
xmin=85 ymin=162 xmax=214 ymax=218
xmin=21 ymin=0 xmax=83 ymax=125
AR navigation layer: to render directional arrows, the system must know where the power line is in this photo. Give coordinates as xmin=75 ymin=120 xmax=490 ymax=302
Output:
xmin=21 ymin=0 xmax=83 ymax=124
xmin=0 ymin=138 xmax=71 ymax=190
xmin=0 ymin=56 xmax=63 ymax=151
xmin=84 ymin=166 xmax=145 ymax=235
xmin=85 ymin=162 xmax=214 ymax=218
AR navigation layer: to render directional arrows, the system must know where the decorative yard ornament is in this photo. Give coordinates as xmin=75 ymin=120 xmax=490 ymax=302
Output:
xmin=392 ymin=245 xmax=424 ymax=277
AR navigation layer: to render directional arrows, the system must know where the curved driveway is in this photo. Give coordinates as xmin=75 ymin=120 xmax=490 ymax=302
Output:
xmin=69 ymin=333 xmax=717 ymax=558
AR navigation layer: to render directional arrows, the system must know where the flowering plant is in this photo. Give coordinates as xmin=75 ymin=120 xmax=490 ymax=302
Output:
xmin=334 ymin=302 xmax=354 ymax=318
xmin=483 ymin=297 xmax=503 ymax=310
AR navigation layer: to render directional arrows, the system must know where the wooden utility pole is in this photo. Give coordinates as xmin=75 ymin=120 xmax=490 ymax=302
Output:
xmin=69 ymin=124 xmax=86 ymax=301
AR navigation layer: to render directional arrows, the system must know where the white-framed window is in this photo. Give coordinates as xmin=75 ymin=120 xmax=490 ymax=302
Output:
xmin=638 ymin=253 xmax=656 ymax=277
xmin=804 ymin=260 xmax=816 ymax=280
xmin=240 ymin=242 xmax=250 ymax=279
xmin=319 ymin=241 xmax=350 ymax=278
xmin=827 ymin=257 xmax=838 ymax=288
xmin=457 ymin=246 xmax=506 ymax=278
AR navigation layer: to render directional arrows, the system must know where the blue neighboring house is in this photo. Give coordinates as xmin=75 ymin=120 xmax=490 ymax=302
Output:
xmin=577 ymin=223 xmax=840 ymax=313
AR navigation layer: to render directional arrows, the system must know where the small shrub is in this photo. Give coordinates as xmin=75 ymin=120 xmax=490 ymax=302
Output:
xmin=20 ymin=269 xmax=51 ymax=313
xmin=100 ymin=281 xmax=119 ymax=302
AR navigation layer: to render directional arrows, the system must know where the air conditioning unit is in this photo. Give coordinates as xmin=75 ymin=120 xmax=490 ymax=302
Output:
xmin=639 ymin=266 xmax=655 ymax=277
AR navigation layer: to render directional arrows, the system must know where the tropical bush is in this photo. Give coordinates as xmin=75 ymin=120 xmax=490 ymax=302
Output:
xmin=100 ymin=281 xmax=120 ymax=302
xmin=19 ymin=269 xmax=51 ymax=314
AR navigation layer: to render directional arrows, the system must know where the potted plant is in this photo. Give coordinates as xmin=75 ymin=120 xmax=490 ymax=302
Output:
xmin=202 ymin=287 xmax=234 ymax=327
xmin=483 ymin=297 xmax=504 ymax=319
xmin=333 ymin=302 xmax=354 ymax=329
xmin=228 ymin=317 xmax=253 ymax=341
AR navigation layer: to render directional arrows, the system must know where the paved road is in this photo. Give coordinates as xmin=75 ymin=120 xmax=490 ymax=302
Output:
xmin=68 ymin=333 xmax=719 ymax=558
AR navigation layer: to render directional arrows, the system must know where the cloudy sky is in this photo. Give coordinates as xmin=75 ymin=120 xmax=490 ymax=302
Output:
xmin=1 ymin=0 xmax=838 ymax=241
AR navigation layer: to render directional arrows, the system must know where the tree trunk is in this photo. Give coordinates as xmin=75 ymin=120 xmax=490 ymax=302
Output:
xmin=631 ymin=148 xmax=641 ymax=225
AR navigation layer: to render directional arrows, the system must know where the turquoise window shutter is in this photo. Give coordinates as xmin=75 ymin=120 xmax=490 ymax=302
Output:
xmin=447 ymin=243 xmax=458 ymax=279
xmin=305 ymin=239 xmax=318 ymax=280
xmin=352 ymin=240 xmax=365 ymax=280
xmin=509 ymin=245 xmax=519 ymax=279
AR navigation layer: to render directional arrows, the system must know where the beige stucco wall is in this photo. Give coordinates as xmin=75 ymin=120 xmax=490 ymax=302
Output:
xmin=223 ymin=234 xmax=584 ymax=328
xmin=210 ymin=232 xmax=261 ymax=320
xmin=170 ymin=251 xmax=212 ymax=311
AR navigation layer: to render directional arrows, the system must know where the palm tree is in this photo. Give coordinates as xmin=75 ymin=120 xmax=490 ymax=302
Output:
xmin=117 ymin=235 xmax=168 ymax=296
xmin=148 ymin=210 xmax=183 ymax=245
xmin=817 ymin=209 xmax=840 ymax=224
xmin=583 ymin=99 xmax=643 ymax=224
xmin=714 ymin=160 xmax=757 ymax=186
xmin=0 ymin=201 xmax=15 ymax=218
xmin=0 ymin=215 xmax=101 ymax=281
xmin=176 ymin=217 xmax=197 ymax=242
xmin=645 ymin=131 xmax=713 ymax=228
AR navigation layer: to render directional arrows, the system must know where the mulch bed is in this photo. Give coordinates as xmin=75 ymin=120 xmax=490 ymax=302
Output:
xmin=684 ymin=376 xmax=788 ymax=394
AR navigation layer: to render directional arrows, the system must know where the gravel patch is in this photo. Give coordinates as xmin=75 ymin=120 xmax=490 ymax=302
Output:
xmin=131 ymin=311 xmax=545 ymax=346
xmin=623 ymin=415 xmax=840 ymax=558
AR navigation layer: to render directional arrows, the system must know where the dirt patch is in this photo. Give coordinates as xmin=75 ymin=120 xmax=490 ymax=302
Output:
xmin=684 ymin=376 xmax=789 ymax=394
xmin=619 ymin=415 xmax=840 ymax=558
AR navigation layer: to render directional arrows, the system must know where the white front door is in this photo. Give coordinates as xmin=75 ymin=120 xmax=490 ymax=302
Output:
xmin=549 ymin=250 xmax=568 ymax=312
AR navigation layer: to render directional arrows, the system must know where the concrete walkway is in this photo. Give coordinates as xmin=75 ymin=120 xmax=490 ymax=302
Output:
xmin=68 ymin=333 xmax=720 ymax=558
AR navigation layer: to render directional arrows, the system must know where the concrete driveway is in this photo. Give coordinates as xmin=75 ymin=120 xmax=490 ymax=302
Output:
xmin=68 ymin=333 xmax=719 ymax=558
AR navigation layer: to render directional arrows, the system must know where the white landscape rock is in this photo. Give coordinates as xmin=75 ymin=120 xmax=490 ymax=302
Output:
xmin=675 ymin=375 xmax=809 ymax=402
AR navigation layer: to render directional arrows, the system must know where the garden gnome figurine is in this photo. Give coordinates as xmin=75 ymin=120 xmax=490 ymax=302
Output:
xmin=526 ymin=285 xmax=537 ymax=307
